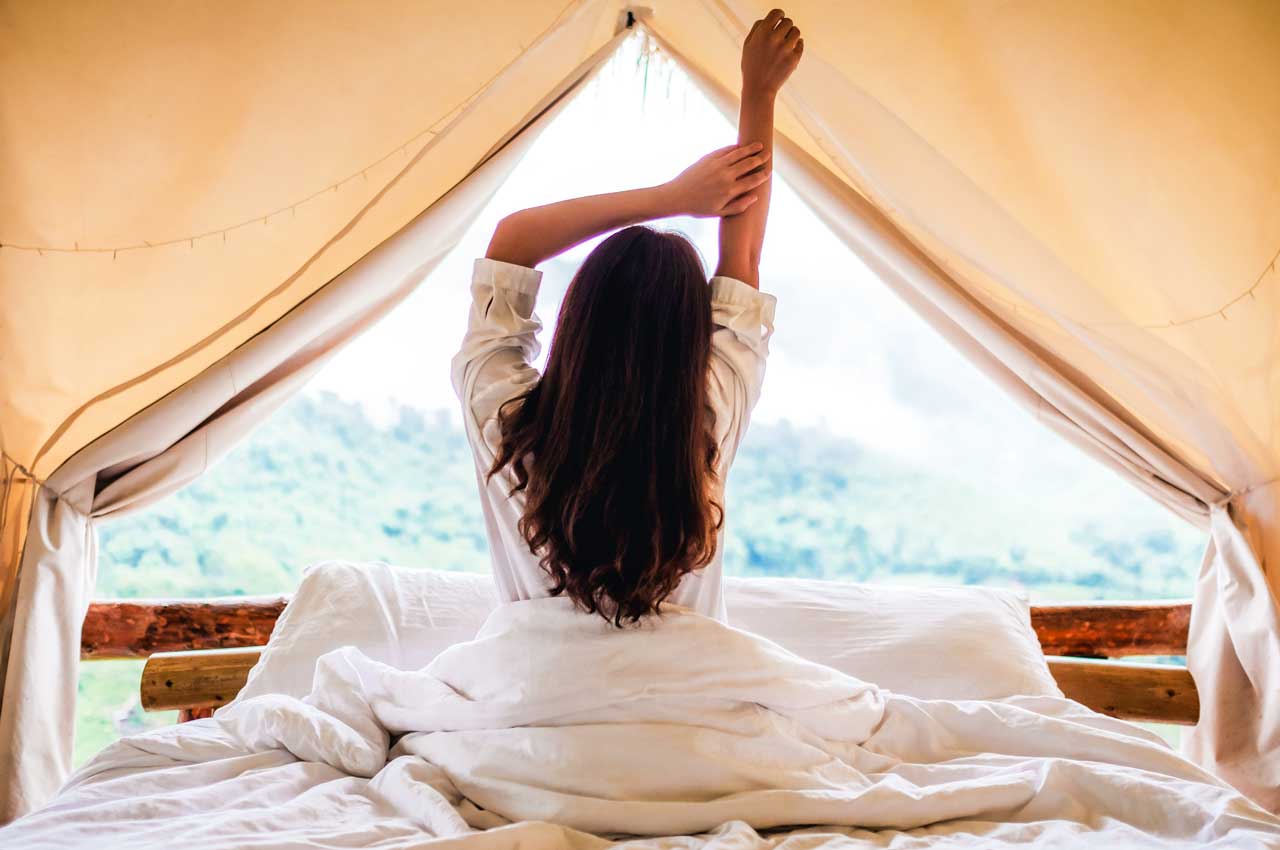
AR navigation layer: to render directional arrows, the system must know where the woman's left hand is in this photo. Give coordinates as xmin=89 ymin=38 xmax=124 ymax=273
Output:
xmin=663 ymin=143 xmax=772 ymax=218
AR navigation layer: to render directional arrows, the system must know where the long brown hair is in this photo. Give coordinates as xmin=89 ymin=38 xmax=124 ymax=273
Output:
xmin=488 ymin=226 xmax=723 ymax=625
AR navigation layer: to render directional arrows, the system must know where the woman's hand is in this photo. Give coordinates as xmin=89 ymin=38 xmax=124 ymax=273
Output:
xmin=741 ymin=9 xmax=803 ymax=97
xmin=663 ymin=143 xmax=772 ymax=218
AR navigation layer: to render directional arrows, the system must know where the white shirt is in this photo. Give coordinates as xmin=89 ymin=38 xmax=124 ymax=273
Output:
xmin=452 ymin=257 xmax=776 ymax=621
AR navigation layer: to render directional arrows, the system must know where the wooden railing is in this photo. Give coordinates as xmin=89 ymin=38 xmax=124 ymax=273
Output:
xmin=82 ymin=596 xmax=1191 ymax=659
xmin=1027 ymin=601 xmax=1190 ymax=658
xmin=82 ymin=597 xmax=288 ymax=659
xmin=80 ymin=597 xmax=1199 ymax=725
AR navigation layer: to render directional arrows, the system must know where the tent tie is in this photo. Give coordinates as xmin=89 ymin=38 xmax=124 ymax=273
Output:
xmin=1209 ymin=475 xmax=1280 ymax=511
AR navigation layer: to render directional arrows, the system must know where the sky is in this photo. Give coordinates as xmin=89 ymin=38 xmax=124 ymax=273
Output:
xmin=306 ymin=34 xmax=1202 ymax=556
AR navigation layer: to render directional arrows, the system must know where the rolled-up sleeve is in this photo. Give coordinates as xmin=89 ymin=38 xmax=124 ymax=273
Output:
xmin=706 ymin=275 xmax=777 ymax=466
xmin=451 ymin=258 xmax=545 ymax=443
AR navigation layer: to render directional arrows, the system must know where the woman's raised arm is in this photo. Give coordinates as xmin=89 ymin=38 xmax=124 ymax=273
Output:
xmin=716 ymin=9 xmax=803 ymax=289
xmin=485 ymin=144 xmax=771 ymax=269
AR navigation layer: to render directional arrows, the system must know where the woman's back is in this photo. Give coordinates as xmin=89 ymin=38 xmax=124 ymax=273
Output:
xmin=451 ymin=235 xmax=774 ymax=623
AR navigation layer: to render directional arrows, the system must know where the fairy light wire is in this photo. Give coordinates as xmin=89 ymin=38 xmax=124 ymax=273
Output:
xmin=0 ymin=0 xmax=586 ymax=258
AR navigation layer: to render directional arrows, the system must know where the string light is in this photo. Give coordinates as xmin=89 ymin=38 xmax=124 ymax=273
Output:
xmin=0 ymin=120 xmax=441 ymax=257
xmin=0 ymin=0 xmax=584 ymax=259
xmin=951 ymin=246 xmax=1276 ymax=335
xmin=1133 ymin=246 xmax=1277 ymax=331
xmin=916 ymin=234 xmax=1275 ymax=333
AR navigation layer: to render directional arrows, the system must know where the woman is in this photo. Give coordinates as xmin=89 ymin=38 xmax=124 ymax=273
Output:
xmin=452 ymin=10 xmax=803 ymax=625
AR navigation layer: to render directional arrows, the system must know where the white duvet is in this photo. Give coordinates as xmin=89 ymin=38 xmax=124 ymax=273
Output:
xmin=5 ymin=598 xmax=1279 ymax=849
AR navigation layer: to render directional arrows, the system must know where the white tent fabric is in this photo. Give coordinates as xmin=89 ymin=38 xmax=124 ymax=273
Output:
xmin=642 ymin=1 xmax=1280 ymax=809
xmin=1 ymin=0 xmax=1277 ymax=820
xmin=0 ymin=5 xmax=629 ymax=818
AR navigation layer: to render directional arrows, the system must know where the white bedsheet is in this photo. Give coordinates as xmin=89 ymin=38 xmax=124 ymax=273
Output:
xmin=4 ymin=598 xmax=1279 ymax=849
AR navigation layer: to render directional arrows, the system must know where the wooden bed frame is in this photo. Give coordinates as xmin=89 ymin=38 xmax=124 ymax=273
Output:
xmin=79 ymin=597 xmax=1199 ymax=726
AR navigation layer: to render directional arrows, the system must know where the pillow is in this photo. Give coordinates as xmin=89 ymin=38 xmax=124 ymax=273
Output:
xmin=234 ymin=561 xmax=496 ymax=703
xmin=724 ymin=577 xmax=1061 ymax=701
xmin=233 ymin=561 xmax=1060 ymax=705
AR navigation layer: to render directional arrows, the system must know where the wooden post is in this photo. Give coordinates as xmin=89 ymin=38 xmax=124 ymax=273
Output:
xmin=140 ymin=647 xmax=264 ymax=712
xmin=1046 ymin=657 xmax=1198 ymax=724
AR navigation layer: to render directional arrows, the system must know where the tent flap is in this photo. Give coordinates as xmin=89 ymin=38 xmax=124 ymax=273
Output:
xmin=0 ymin=0 xmax=625 ymax=479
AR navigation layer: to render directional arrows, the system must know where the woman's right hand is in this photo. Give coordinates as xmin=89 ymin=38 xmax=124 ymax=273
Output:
xmin=663 ymin=143 xmax=772 ymax=218
xmin=741 ymin=9 xmax=803 ymax=96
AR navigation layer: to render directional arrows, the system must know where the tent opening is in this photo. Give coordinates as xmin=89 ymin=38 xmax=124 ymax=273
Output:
xmin=75 ymin=35 xmax=1205 ymax=763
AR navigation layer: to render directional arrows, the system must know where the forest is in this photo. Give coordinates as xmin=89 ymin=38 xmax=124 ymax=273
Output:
xmin=77 ymin=389 xmax=1204 ymax=763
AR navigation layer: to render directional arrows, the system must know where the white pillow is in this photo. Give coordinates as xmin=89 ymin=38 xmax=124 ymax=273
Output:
xmin=724 ymin=577 xmax=1061 ymax=701
xmin=234 ymin=561 xmax=1060 ymax=704
xmin=234 ymin=561 xmax=496 ymax=702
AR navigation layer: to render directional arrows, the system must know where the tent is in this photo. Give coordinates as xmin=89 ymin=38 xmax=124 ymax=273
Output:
xmin=1 ymin=0 xmax=1277 ymax=821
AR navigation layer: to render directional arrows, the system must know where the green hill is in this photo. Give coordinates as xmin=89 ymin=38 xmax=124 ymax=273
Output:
xmin=96 ymin=390 xmax=1202 ymax=601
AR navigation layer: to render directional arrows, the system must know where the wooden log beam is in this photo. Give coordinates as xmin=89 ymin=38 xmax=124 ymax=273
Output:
xmin=82 ymin=597 xmax=286 ymax=659
xmin=84 ymin=597 xmax=1192 ymax=660
xmin=1046 ymin=657 xmax=1199 ymax=725
xmin=139 ymin=647 xmax=1200 ymax=725
xmin=140 ymin=647 xmax=263 ymax=712
xmin=1032 ymin=601 xmax=1190 ymax=658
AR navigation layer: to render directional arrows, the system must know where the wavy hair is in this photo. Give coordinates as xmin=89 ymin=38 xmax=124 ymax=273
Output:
xmin=488 ymin=226 xmax=723 ymax=625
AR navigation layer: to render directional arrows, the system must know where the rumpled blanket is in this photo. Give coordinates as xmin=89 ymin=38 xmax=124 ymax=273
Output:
xmin=4 ymin=598 xmax=1279 ymax=849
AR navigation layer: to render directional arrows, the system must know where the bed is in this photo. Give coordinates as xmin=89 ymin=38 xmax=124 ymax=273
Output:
xmin=3 ymin=564 xmax=1276 ymax=849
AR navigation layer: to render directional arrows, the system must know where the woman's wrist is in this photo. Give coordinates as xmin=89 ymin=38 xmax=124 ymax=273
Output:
xmin=647 ymin=181 xmax=689 ymax=219
xmin=741 ymin=82 xmax=779 ymax=109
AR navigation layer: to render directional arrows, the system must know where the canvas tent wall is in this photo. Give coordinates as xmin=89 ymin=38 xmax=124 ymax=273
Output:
xmin=2 ymin=0 xmax=1277 ymax=821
